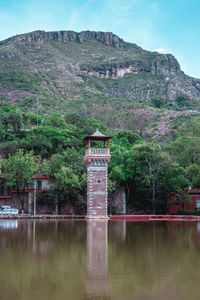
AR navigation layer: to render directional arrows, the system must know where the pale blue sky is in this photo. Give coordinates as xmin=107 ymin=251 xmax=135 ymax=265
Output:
xmin=0 ymin=0 xmax=199 ymax=78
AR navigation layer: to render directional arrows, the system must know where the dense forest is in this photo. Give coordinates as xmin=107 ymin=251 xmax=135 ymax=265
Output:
xmin=1 ymin=101 xmax=200 ymax=214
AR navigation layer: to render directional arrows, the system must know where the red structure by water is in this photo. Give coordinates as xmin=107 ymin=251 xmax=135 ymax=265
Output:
xmin=169 ymin=189 xmax=200 ymax=214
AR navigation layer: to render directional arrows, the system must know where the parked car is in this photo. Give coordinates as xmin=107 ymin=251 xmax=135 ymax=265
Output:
xmin=0 ymin=206 xmax=19 ymax=214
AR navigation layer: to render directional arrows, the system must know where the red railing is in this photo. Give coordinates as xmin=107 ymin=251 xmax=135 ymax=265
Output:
xmin=110 ymin=215 xmax=200 ymax=221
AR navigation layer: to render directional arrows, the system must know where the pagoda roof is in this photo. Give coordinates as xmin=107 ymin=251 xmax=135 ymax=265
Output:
xmin=83 ymin=129 xmax=112 ymax=141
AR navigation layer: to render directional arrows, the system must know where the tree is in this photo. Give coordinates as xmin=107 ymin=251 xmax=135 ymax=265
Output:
xmin=151 ymin=95 xmax=165 ymax=108
xmin=112 ymin=130 xmax=142 ymax=147
xmin=175 ymin=94 xmax=190 ymax=108
xmin=0 ymin=150 xmax=40 ymax=213
xmin=55 ymin=166 xmax=81 ymax=193
xmin=45 ymin=151 xmax=86 ymax=214
xmin=0 ymin=121 xmax=6 ymax=140
xmin=129 ymin=143 xmax=171 ymax=213
xmin=160 ymin=166 xmax=189 ymax=212
xmin=186 ymin=163 xmax=200 ymax=189
xmin=109 ymin=131 xmax=141 ymax=201
xmin=167 ymin=135 xmax=200 ymax=167
xmin=7 ymin=110 xmax=23 ymax=132
xmin=47 ymin=113 xmax=67 ymax=128
xmin=54 ymin=166 xmax=80 ymax=214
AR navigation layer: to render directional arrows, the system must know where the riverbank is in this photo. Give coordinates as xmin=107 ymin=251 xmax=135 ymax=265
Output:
xmin=0 ymin=214 xmax=85 ymax=219
xmin=1 ymin=214 xmax=200 ymax=221
xmin=110 ymin=215 xmax=200 ymax=221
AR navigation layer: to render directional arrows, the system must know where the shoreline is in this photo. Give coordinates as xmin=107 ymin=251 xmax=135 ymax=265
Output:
xmin=0 ymin=214 xmax=85 ymax=219
xmin=0 ymin=214 xmax=200 ymax=221
xmin=110 ymin=215 xmax=200 ymax=221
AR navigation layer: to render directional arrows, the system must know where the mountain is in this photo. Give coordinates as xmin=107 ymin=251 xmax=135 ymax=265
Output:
xmin=0 ymin=30 xmax=200 ymax=135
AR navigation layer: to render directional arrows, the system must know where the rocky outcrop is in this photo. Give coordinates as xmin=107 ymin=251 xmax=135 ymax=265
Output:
xmin=0 ymin=51 xmax=17 ymax=59
xmin=150 ymin=54 xmax=181 ymax=76
xmin=0 ymin=30 xmax=128 ymax=48
xmin=80 ymin=64 xmax=139 ymax=79
xmin=0 ymin=29 xmax=199 ymax=103
xmin=80 ymin=54 xmax=181 ymax=79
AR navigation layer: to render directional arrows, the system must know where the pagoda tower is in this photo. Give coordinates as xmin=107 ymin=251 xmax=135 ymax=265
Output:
xmin=83 ymin=130 xmax=112 ymax=219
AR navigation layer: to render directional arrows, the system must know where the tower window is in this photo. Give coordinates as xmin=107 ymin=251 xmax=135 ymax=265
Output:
xmin=96 ymin=178 xmax=102 ymax=184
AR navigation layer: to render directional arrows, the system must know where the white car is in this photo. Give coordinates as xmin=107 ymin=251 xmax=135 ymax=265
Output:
xmin=0 ymin=206 xmax=19 ymax=214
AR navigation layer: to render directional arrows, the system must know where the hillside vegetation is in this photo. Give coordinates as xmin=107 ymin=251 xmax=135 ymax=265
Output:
xmin=0 ymin=103 xmax=200 ymax=214
xmin=1 ymin=30 xmax=200 ymax=214
xmin=0 ymin=30 xmax=200 ymax=139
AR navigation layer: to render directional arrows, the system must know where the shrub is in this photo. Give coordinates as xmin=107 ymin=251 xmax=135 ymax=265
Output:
xmin=176 ymin=208 xmax=200 ymax=215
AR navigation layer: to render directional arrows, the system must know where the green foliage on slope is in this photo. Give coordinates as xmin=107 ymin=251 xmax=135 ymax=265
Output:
xmin=1 ymin=102 xmax=199 ymax=214
xmin=0 ymin=30 xmax=199 ymax=132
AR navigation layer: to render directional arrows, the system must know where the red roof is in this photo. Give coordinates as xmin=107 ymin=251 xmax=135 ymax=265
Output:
xmin=83 ymin=129 xmax=112 ymax=141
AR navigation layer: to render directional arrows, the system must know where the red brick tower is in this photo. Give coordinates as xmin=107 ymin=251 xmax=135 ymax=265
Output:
xmin=83 ymin=130 xmax=112 ymax=219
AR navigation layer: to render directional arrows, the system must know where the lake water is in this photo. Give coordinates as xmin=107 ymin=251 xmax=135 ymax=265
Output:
xmin=0 ymin=220 xmax=200 ymax=300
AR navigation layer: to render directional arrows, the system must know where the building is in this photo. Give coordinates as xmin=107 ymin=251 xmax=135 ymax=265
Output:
xmin=83 ymin=129 xmax=112 ymax=218
xmin=0 ymin=175 xmax=57 ymax=213
xmin=169 ymin=189 xmax=200 ymax=214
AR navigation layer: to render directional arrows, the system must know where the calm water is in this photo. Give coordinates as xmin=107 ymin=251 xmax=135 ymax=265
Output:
xmin=0 ymin=220 xmax=200 ymax=300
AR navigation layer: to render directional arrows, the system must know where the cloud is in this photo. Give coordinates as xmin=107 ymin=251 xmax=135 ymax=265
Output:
xmin=153 ymin=48 xmax=165 ymax=53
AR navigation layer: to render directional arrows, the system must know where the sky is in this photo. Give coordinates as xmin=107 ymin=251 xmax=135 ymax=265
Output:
xmin=0 ymin=0 xmax=199 ymax=78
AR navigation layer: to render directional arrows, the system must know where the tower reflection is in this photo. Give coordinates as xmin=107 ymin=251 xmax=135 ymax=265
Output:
xmin=84 ymin=220 xmax=110 ymax=300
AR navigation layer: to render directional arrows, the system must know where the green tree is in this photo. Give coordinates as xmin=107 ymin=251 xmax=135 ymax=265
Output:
xmin=54 ymin=166 xmax=81 ymax=214
xmin=160 ymin=166 xmax=189 ymax=212
xmin=175 ymin=94 xmax=190 ymax=108
xmin=0 ymin=121 xmax=6 ymax=140
xmin=47 ymin=113 xmax=67 ymax=128
xmin=186 ymin=163 xmax=200 ymax=189
xmin=55 ymin=166 xmax=81 ymax=194
xmin=109 ymin=131 xmax=141 ymax=201
xmin=167 ymin=135 xmax=200 ymax=167
xmin=7 ymin=110 xmax=23 ymax=132
xmin=45 ymin=150 xmax=86 ymax=213
xmin=151 ymin=95 xmax=165 ymax=108
xmin=130 ymin=143 xmax=171 ymax=213
xmin=0 ymin=150 xmax=40 ymax=213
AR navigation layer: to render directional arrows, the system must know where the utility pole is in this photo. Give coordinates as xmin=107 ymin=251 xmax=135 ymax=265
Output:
xmin=36 ymin=98 xmax=39 ymax=126
xmin=33 ymin=179 xmax=37 ymax=215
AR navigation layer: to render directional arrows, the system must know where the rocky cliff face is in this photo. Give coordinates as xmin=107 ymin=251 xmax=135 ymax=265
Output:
xmin=0 ymin=29 xmax=200 ymax=107
xmin=0 ymin=30 xmax=128 ymax=48
xmin=2 ymin=30 xmax=181 ymax=77
xmin=80 ymin=54 xmax=181 ymax=79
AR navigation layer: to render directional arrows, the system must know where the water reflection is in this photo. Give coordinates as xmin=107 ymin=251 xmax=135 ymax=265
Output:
xmin=109 ymin=220 xmax=126 ymax=242
xmin=109 ymin=221 xmax=200 ymax=300
xmin=84 ymin=220 xmax=127 ymax=299
xmin=1 ymin=221 xmax=200 ymax=299
xmin=84 ymin=220 xmax=110 ymax=299
xmin=197 ymin=221 xmax=200 ymax=232
xmin=0 ymin=219 xmax=18 ymax=229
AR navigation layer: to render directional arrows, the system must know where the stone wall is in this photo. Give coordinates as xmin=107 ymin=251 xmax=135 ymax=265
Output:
xmin=111 ymin=187 xmax=126 ymax=215
xmin=0 ymin=193 xmax=28 ymax=213
xmin=0 ymin=192 xmax=84 ymax=215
